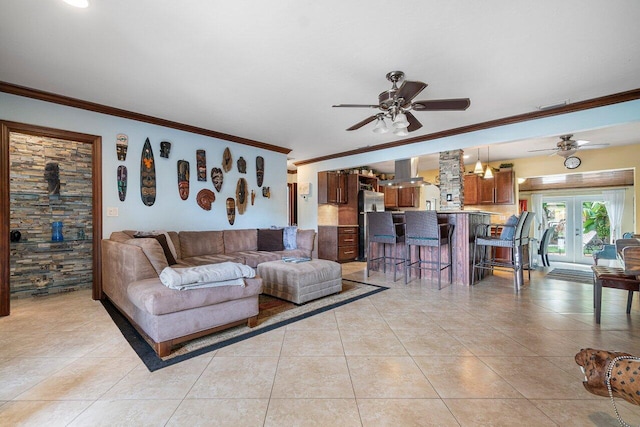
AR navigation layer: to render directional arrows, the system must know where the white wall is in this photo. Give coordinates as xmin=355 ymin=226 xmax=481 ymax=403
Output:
xmin=0 ymin=93 xmax=289 ymax=237
xmin=296 ymin=99 xmax=640 ymax=231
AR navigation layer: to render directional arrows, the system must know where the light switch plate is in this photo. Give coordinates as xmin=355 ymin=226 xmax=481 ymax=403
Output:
xmin=107 ymin=207 xmax=119 ymax=217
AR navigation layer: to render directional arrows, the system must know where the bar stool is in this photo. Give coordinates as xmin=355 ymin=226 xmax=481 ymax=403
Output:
xmin=404 ymin=211 xmax=453 ymax=289
xmin=367 ymin=211 xmax=405 ymax=281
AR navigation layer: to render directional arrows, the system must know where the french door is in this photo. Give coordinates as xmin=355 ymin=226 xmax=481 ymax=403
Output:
xmin=542 ymin=195 xmax=610 ymax=264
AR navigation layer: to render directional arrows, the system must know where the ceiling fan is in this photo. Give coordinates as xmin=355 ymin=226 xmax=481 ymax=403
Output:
xmin=332 ymin=71 xmax=471 ymax=136
xmin=528 ymin=134 xmax=610 ymax=158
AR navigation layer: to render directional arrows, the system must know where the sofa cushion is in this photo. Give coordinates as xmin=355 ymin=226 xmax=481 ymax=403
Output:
xmin=296 ymin=229 xmax=316 ymax=255
xmin=126 ymin=238 xmax=169 ymax=275
xmin=127 ymin=277 xmax=263 ymax=316
xmin=180 ymin=253 xmax=245 ymax=267
xmin=179 ymin=231 xmax=224 ymax=258
xmin=134 ymin=233 xmax=177 ymax=265
xmin=224 ymin=229 xmax=257 ymax=253
xmin=228 ymin=250 xmax=280 ymax=268
xmin=257 ymin=228 xmax=284 ymax=251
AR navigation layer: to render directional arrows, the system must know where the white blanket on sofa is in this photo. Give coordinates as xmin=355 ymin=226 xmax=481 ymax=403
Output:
xmin=159 ymin=262 xmax=256 ymax=290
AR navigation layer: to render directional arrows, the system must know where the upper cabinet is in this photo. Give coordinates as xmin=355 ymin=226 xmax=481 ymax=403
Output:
xmin=318 ymin=171 xmax=348 ymax=204
xmin=379 ymin=186 xmax=418 ymax=208
xmin=464 ymin=170 xmax=514 ymax=205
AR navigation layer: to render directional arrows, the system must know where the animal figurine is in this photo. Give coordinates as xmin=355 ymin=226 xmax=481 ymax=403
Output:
xmin=575 ymin=348 xmax=640 ymax=405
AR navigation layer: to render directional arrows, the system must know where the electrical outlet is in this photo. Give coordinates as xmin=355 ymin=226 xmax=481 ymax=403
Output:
xmin=107 ymin=207 xmax=119 ymax=217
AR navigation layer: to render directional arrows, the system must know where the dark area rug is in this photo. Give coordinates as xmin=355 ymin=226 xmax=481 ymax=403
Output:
xmin=101 ymin=279 xmax=386 ymax=371
xmin=545 ymin=268 xmax=594 ymax=284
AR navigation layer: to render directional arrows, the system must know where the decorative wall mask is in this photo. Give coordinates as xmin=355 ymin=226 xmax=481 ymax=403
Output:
xmin=116 ymin=133 xmax=128 ymax=161
xmin=160 ymin=141 xmax=171 ymax=158
xmin=117 ymin=165 xmax=127 ymax=201
xmin=44 ymin=162 xmax=60 ymax=196
xmin=237 ymin=156 xmax=246 ymax=173
xmin=251 ymin=189 xmax=256 ymax=205
xmin=236 ymin=178 xmax=248 ymax=214
xmin=210 ymin=167 xmax=223 ymax=192
xmin=222 ymin=147 xmax=233 ymax=172
xmin=177 ymin=160 xmax=190 ymax=200
xmin=262 ymin=186 xmax=270 ymax=198
xmin=226 ymin=198 xmax=236 ymax=225
xmin=196 ymin=189 xmax=215 ymax=210
xmin=140 ymin=138 xmax=156 ymax=206
xmin=196 ymin=149 xmax=207 ymax=181
xmin=256 ymin=156 xmax=264 ymax=187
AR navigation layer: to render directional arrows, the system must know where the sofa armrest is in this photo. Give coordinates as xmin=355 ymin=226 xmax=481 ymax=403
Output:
xmin=101 ymin=239 xmax=159 ymax=302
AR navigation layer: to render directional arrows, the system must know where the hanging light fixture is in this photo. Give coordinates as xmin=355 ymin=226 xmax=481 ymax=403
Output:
xmin=484 ymin=146 xmax=494 ymax=179
xmin=392 ymin=112 xmax=409 ymax=129
xmin=473 ymin=148 xmax=484 ymax=175
xmin=393 ymin=127 xmax=409 ymax=137
xmin=372 ymin=116 xmax=388 ymax=134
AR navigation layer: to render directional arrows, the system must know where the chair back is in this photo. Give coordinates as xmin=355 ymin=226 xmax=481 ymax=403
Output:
xmin=539 ymin=226 xmax=554 ymax=254
xmin=518 ymin=211 xmax=536 ymax=245
xmin=405 ymin=211 xmax=441 ymax=247
xmin=367 ymin=212 xmax=402 ymax=244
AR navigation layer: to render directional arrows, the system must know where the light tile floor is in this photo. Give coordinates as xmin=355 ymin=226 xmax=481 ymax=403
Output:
xmin=2 ymin=263 xmax=640 ymax=426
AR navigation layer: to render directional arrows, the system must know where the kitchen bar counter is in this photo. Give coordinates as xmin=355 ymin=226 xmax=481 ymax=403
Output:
xmin=369 ymin=210 xmax=491 ymax=285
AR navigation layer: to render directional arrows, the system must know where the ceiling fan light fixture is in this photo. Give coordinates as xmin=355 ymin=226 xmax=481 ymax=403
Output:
xmin=372 ymin=117 xmax=388 ymax=134
xmin=392 ymin=112 xmax=409 ymax=129
xmin=393 ymin=127 xmax=409 ymax=137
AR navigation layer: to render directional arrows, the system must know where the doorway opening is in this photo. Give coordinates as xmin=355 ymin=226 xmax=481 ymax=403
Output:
xmin=542 ymin=195 xmax=610 ymax=265
xmin=1 ymin=121 xmax=102 ymax=316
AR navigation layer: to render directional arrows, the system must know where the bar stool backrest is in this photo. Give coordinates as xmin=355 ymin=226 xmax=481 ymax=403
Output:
xmin=367 ymin=212 xmax=400 ymax=244
xmin=405 ymin=211 xmax=440 ymax=247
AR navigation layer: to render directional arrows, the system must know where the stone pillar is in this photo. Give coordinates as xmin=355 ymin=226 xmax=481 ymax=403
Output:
xmin=439 ymin=149 xmax=464 ymax=211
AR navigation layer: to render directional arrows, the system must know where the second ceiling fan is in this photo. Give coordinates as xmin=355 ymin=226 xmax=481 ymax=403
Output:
xmin=333 ymin=71 xmax=471 ymax=136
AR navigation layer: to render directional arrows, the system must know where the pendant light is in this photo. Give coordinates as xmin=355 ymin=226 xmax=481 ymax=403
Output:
xmin=372 ymin=116 xmax=388 ymax=134
xmin=484 ymin=146 xmax=494 ymax=179
xmin=473 ymin=148 xmax=484 ymax=174
xmin=392 ymin=112 xmax=409 ymax=129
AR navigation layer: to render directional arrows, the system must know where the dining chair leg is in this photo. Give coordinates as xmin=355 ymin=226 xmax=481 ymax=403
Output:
xmin=437 ymin=244 xmax=442 ymax=290
xmin=627 ymin=291 xmax=634 ymax=314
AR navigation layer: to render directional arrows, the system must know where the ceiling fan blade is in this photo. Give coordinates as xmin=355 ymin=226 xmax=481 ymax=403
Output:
xmin=579 ymin=143 xmax=610 ymax=149
xmin=346 ymin=115 xmax=377 ymax=131
xmin=332 ymin=104 xmax=379 ymax=108
xmin=396 ymin=80 xmax=427 ymax=105
xmin=405 ymin=111 xmax=423 ymax=132
xmin=412 ymin=98 xmax=471 ymax=111
xmin=527 ymin=147 xmax=559 ymax=153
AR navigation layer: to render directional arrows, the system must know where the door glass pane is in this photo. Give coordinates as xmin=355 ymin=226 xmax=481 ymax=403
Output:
xmin=543 ymin=201 xmax=567 ymax=257
xmin=581 ymin=201 xmax=610 ymax=258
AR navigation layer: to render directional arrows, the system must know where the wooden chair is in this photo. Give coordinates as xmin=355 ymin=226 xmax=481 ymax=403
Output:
xmin=367 ymin=212 xmax=405 ymax=281
xmin=592 ymin=265 xmax=640 ymax=324
xmin=403 ymin=211 xmax=453 ymax=289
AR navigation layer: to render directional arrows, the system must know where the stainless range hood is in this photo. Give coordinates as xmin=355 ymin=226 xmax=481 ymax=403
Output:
xmin=379 ymin=158 xmax=425 ymax=188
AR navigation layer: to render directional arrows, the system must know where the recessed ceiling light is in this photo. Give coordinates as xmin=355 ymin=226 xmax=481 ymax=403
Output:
xmin=63 ymin=0 xmax=89 ymax=8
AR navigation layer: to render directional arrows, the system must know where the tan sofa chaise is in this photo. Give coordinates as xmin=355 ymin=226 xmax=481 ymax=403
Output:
xmin=101 ymin=228 xmax=315 ymax=357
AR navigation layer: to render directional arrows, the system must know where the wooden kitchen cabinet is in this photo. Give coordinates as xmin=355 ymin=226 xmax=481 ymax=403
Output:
xmin=398 ymin=187 xmax=417 ymax=207
xmin=318 ymin=171 xmax=348 ymax=204
xmin=380 ymin=186 xmax=417 ymax=208
xmin=494 ymin=170 xmax=514 ymax=204
xmin=318 ymin=226 xmax=358 ymax=262
xmin=380 ymin=186 xmax=398 ymax=208
xmin=465 ymin=170 xmax=514 ymax=205
xmin=463 ymin=174 xmax=479 ymax=205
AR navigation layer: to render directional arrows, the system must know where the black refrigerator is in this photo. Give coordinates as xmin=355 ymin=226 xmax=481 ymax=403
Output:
xmin=357 ymin=190 xmax=385 ymax=260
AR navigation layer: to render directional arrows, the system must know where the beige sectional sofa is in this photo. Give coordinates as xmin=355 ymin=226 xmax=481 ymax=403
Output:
xmin=101 ymin=228 xmax=315 ymax=357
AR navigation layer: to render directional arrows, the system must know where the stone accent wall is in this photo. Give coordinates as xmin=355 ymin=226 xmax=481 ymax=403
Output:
xmin=438 ymin=150 xmax=464 ymax=211
xmin=9 ymin=133 xmax=93 ymax=297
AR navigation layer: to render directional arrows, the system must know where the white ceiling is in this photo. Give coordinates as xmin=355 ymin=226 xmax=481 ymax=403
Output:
xmin=2 ymin=1 xmax=640 ymax=168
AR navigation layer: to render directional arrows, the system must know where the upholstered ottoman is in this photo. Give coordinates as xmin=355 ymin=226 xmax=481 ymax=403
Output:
xmin=257 ymin=259 xmax=342 ymax=304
